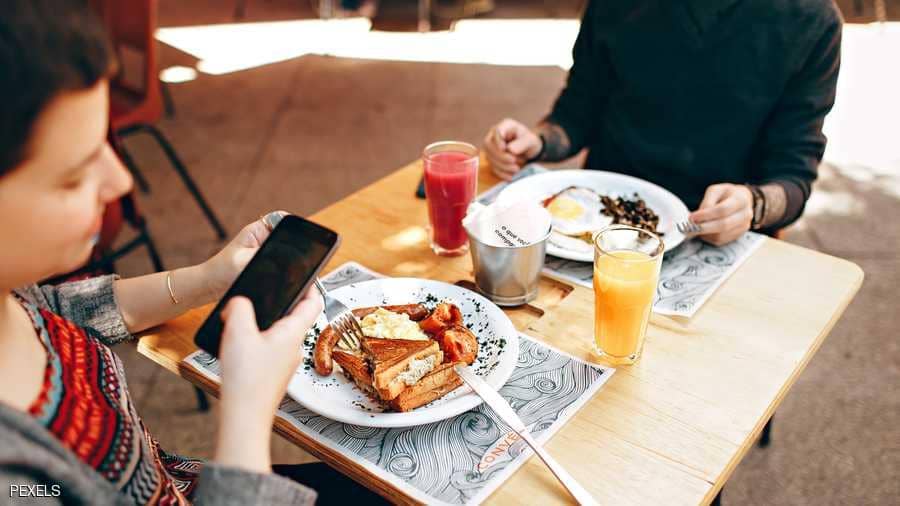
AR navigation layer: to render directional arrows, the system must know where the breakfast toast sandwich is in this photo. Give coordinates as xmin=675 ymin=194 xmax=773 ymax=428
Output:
xmin=321 ymin=302 xmax=474 ymax=412
xmin=331 ymin=349 xmax=375 ymax=397
xmin=389 ymin=361 xmax=464 ymax=412
xmin=362 ymin=337 xmax=443 ymax=401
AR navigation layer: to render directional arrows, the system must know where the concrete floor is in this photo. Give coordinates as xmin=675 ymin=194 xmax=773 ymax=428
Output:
xmin=109 ymin=1 xmax=899 ymax=504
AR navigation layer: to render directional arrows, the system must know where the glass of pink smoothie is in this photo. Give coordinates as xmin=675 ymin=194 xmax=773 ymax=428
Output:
xmin=423 ymin=141 xmax=479 ymax=256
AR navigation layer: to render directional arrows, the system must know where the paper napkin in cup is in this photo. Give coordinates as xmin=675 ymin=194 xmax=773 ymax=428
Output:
xmin=464 ymin=199 xmax=552 ymax=248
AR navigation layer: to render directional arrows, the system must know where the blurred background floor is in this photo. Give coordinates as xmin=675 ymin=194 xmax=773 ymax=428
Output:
xmin=111 ymin=1 xmax=899 ymax=504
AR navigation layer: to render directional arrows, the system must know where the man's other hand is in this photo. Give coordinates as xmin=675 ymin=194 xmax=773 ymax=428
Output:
xmin=690 ymin=183 xmax=754 ymax=246
xmin=483 ymin=118 xmax=542 ymax=180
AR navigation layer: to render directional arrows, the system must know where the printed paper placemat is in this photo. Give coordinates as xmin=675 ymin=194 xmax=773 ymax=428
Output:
xmin=184 ymin=262 xmax=614 ymax=505
xmin=543 ymin=233 xmax=765 ymax=316
xmin=478 ymin=166 xmax=766 ymax=317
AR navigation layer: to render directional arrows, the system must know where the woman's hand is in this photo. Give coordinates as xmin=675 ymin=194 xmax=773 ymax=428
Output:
xmin=483 ymin=118 xmax=542 ymax=181
xmin=214 ymin=291 xmax=323 ymax=473
xmin=689 ymin=184 xmax=753 ymax=246
xmin=202 ymin=211 xmax=288 ymax=300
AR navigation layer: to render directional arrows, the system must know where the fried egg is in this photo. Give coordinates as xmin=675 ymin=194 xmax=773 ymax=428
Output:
xmin=544 ymin=187 xmax=613 ymax=236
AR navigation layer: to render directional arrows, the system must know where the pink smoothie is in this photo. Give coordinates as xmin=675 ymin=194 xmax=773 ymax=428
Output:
xmin=424 ymin=150 xmax=478 ymax=251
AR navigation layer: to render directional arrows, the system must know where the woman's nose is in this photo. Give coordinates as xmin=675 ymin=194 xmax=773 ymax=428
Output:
xmin=98 ymin=142 xmax=133 ymax=203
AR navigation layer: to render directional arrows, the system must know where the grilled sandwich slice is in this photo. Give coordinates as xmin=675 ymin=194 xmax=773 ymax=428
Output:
xmin=332 ymin=349 xmax=376 ymax=398
xmin=389 ymin=362 xmax=464 ymax=412
xmin=362 ymin=337 xmax=443 ymax=401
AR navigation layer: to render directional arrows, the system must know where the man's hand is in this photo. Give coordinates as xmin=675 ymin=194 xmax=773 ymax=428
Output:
xmin=483 ymin=118 xmax=542 ymax=180
xmin=689 ymin=184 xmax=753 ymax=246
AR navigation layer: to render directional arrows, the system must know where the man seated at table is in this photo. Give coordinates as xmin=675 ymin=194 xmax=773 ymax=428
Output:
xmin=484 ymin=0 xmax=841 ymax=245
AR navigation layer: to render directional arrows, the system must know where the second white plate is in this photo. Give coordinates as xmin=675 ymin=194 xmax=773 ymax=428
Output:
xmin=496 ymin=169 xmax=690 ymax=262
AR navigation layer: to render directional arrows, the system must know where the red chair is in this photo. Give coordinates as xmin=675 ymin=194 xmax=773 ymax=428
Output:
xmin=98 ymin=0 xmax=226 ymax=240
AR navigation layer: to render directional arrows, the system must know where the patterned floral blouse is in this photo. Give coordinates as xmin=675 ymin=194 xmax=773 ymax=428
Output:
xmin=19 ymin=295 xmax=202 ymax=504
xmin=5 ymin=277 xmax=314 ymax=506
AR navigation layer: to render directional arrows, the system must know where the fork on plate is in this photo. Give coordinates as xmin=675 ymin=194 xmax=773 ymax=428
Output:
xmin=675 ymin=219 xmax=702 ymax=237
xmin=313 ymin=278 xmax=363 ymax=351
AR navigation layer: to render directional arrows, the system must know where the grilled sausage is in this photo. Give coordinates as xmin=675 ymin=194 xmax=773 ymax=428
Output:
xmin=313 ymin=324 xmax=341 ymax=376
xmin=351 ymin=304 xmax=429 ymax=321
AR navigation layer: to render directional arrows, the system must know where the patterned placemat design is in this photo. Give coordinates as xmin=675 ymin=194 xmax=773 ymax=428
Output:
xmin=478 ymin=165 xmax=765 ymax=317
xmin=184 ymin=262 xmax=613 ymax=505
xmin=542 ymin=232 xmax=764 ymax=316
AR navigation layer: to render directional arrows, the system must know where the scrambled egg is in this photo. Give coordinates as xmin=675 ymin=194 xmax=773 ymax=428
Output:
xmin=359 ymin=308 xmax=428 ymax=341
xmin=396 ymin=355 xmax=437 ymax=386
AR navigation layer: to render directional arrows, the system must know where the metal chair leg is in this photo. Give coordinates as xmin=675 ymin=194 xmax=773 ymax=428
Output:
xmin=140 ymin=225 xmax=165 ymax=273
xmin=161 ymin=81 xmax=176 ymax=118
xmin=116 ymin=139 xmax=152 ymax=194
xmin=319 ymin=0 xmax=334 ymax=19
xmin=234 ymin=0 xmax=247 ymax=18
xmin=759 ymin=416 xmax=773 ymax=448
xmin=418 ymin=0 xmax=431 ymax=32
xmin=120 ymin=124 xmax=228 ymax=240
xmin=194 ymin=385 xmax=211 ymax=412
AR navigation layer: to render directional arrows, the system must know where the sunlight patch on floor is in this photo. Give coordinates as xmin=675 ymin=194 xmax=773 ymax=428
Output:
xmin=156 ymin=19 xmax=900 ymax=178
xmin=156 ymin=18 xmax=578 ymax=75
xmin=159 ymin=65 xmax=198 ymax=83
xmin=804 ymin=189 xmax=867 ymax=217
xmin=823 ymin=22 xmax=900 ymax=172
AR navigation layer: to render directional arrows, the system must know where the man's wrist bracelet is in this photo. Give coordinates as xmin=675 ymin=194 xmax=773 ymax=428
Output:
xmin=746 ymin=184 xmax=766 ymax=230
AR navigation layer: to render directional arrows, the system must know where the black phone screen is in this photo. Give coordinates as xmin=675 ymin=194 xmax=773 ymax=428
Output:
xmin=194 ymin=215 xmax=339 ymax=356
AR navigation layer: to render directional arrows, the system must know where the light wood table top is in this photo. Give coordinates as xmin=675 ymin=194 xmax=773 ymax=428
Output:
xmin=137 ymin=157 xmax=863 ymax=505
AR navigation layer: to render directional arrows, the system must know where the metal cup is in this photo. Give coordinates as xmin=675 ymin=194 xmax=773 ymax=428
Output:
xmin=467 ymin=226 xmax=551 ymax=306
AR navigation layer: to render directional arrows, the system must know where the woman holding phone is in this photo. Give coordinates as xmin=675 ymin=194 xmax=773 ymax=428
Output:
xmin=0 ymin=2 xmax=382 ymax=504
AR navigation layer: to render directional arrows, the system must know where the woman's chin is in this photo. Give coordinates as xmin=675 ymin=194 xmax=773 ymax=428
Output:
xmin=61 ymin=239 xmax=98 ymax=274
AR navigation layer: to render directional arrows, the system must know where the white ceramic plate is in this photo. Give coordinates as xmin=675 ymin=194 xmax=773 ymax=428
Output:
xmin=496 ymin=170 xmax=690 ymax=262
xmin=288 ymin=278 xmax=519 ymax=428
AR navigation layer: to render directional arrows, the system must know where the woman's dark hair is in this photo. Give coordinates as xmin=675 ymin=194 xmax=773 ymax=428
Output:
xmin=0 ymin=0 xmax=115 ymax=175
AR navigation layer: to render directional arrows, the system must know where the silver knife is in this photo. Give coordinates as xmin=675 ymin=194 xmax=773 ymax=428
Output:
xmin=454 ymin=364 xmax=599 ymax=506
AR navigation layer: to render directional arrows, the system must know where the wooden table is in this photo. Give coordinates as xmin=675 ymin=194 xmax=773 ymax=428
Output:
xmin=137 ymin=157 xmax=863 ymax=505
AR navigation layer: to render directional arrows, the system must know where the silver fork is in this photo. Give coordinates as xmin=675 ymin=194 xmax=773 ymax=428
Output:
xmin=313 ymin=278 xmax=363 ymax=351
xmin=676 ymin=219 xmax=702 ymax=237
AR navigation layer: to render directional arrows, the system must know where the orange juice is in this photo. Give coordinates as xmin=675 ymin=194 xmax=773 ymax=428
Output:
xmin=593 ymin=249 xmax=661 ymax=364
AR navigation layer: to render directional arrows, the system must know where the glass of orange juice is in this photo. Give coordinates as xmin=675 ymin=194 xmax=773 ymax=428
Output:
xmin=592 ymin=225 xmax=664 ymax=365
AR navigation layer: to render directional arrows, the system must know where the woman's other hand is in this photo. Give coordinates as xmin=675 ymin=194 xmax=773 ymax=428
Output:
xmin=483 ymin=118 xmax=542 ymax=181
xmin=202 ymin=211 xmax=288 ymax=300
xmin=214 ymin=290 xmax=323 ymax=473
xmin=689 ymin=184 xmax=753 ymax=246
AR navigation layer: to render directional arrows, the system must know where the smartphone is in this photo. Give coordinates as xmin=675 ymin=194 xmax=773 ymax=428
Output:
xmin=415 ymin=175 xmax=426 ymax=199
xmin=194 ymin=215 xmax=340 ymax=357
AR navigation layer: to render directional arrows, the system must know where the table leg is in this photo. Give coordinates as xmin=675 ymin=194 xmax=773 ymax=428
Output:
xmin=759 ymin=416 xmax=773 ymax=448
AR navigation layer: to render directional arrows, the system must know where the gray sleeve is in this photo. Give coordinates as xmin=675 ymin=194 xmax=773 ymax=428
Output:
xmin=16 ymin=275 xmax=132 ymax=346
xmin=192 ymin=464 xmax=317 ymax=506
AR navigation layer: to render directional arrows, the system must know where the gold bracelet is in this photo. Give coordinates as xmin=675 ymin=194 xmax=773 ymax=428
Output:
xmin=166 ymin=271 xmax=179 ymax=305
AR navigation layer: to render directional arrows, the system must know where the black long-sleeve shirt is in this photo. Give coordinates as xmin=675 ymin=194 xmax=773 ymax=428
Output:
xmin=547 ymin=0 xmax=842 ymax=230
